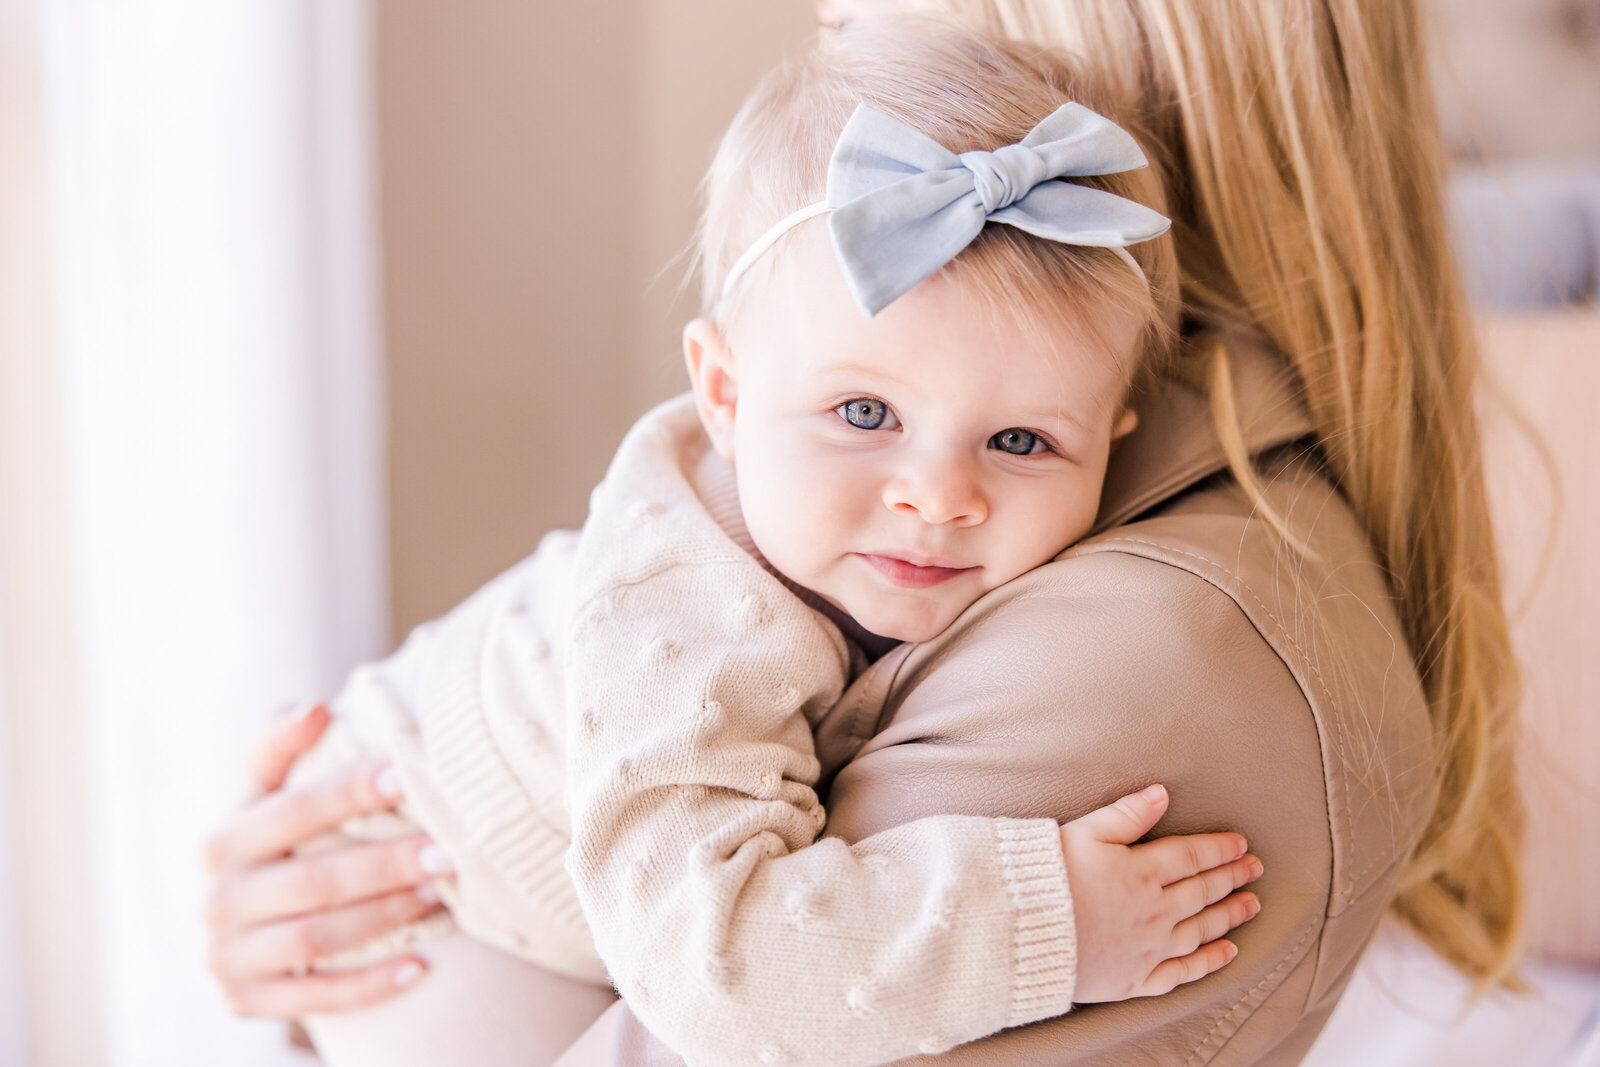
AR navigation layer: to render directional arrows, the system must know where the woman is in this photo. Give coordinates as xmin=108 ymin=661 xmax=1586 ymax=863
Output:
xmin=203 ymin=1 xmax=1521 ymax=1062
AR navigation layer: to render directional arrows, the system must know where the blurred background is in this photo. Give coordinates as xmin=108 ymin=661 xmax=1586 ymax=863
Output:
xmin=0 ymin=0 xmax=1595 ymax=1064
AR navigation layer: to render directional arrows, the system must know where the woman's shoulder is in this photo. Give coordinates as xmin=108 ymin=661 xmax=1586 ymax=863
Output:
xmin=819 ymin=454 xmax=1436 ymax=1065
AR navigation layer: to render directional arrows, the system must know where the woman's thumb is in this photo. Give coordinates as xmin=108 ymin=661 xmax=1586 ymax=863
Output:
xmin=1076 ymin=784 xmax=1169 ymax=844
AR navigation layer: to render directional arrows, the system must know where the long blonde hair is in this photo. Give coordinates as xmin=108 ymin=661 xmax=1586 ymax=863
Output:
xmin=907 ymin=0 xmax=1524 ymax=989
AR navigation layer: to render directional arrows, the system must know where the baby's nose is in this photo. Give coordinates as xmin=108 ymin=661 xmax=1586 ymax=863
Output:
xmin=881 ymin=457 xmax=987 ymax=526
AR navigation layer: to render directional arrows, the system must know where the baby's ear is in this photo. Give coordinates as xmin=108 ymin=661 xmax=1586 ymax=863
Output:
xmin=1111 ymin=406 xmax=1139 ymax=443
xmin=684 ymin=318 xmax=738 ymax=460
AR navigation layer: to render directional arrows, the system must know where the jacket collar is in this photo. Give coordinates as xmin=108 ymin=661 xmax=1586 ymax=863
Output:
xmin=1089 ymin=330 xmax=1315 ymax=536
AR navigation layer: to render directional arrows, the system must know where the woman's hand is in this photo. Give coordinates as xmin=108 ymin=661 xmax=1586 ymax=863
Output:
xmin=203 ymin=702 xmax=449 ymax=1017
xmin=1062 ymin=784 xmax=1263 ymax=1003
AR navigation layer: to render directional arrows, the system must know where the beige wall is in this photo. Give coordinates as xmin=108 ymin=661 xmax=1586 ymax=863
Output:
xmin=378 ymin=1 xmax=814 ymax=634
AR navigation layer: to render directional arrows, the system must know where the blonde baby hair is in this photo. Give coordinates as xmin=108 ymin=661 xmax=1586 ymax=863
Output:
xmin=695 ymin=14 xmax=1180 ymax=391
xmin=910 ymin=0 xmax=1526 ymax=990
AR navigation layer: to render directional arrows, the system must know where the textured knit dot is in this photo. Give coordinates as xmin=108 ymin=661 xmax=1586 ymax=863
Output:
xmin=628 ymin=500 xmax=668 ymax=523
xmin=582 ymin=708 xmax=601 ymax=737
xmin=755 ymin=770 xmax=781 ymax=799
xmin=700 ymin=954 xmax=733 ymax=992
xmin=519 ymin=718 xmax=546 ymax=751
xmin=773 ymin=683 xmax=801 ymax=711
xmin=846 ymin=982 xmax=877 ymax=1017
xmin=614 ymin=757 xmax=633 ymax=783
xmin=784 ymin=886 xmax=817 ymax=930
xmin=645 ymin=637 xmax=681 ymax=664
xmin=697 ymin=700 xmax=723 ymax=731
xmin=923 ymin=888 xmax=953 ymax=930
xmin=862 ymin=855 xmax=890 ymax=875
xmin=918 ymin=1034 xmax=954 ymax=1054
xmin=738 ymin=593 xmax=772 ymax=629
xmin=756 ymin=1046 xmax=784 ymax=1064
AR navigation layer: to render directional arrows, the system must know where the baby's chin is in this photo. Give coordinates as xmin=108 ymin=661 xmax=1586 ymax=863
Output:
xmin=839 ymin=599 xmax=963 ymax=645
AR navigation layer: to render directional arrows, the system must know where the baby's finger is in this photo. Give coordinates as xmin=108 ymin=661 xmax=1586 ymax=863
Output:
xmin=1163 ymin=853 xmax=1263 ymax=919
xmin=220 ymin=956 xmax=429 ymax=1018
xmin=248 ymin=702 xmax=331 ymax=795
xmin=1135 ymin=939 xmax=1239 ymax=998
xmin=203 ymin=762 xmax=404 ymax=876
xmin=1068 ymin=784 xmax=1170 ymax=846
xmin=209 ymin=887 xmax=442 ymax=982
xmin=1137 ymin=831 xmax=1249 ymax=885
xmin=205 ymin=836 xmax=450 ymax=932
xmin=1168 ymin=892 xmax=1260 ymax=960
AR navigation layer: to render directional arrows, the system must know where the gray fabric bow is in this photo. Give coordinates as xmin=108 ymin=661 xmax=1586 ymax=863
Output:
xmin=826 ymin=102 xmax=1171 ymax=315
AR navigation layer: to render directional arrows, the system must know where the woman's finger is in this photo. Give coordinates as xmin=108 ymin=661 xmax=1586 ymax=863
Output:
xmin=1135 ymin=938 xmax=1239 ymax=998
xmin=209 ymin=886 xmax=442 ymax=981
xmin=203 ymin=762 xmax=404 ymax=877
xmin=1135 ymin=831 xmax=1249 ymax=885
xmin=248 ymin=702 xmax=331 ymax=795
xmin=205 ymin=835 xmax=452 ymax=933
xmin=1167 ymin=892 xmax=1261 ymax=960
xmin=220 ymin=956 xmax=430 ymax=1018
xmin=1162 ymin=853 xmax=1263 ymax=918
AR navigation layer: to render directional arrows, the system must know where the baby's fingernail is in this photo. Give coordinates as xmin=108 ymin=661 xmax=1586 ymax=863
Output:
xmin=416 ymin=882 xmax=442 ymax=906
xmin=1248 ymin=896 xmax=1262 ymax=918
xmin=374 ymin=766 xmax=404 ymax=801
xmin=1248 ymin=857 xmax=1264 ymax=879
xmin=1225 ymin=942 xmax=1239 ymax=962
xmin=393 ymin=961 xmax=425 ymax=988
xmin=1141 ymin=784 xmax=1166 ymax=803
xmin=418 ymin=843 xmax=455 ymax=876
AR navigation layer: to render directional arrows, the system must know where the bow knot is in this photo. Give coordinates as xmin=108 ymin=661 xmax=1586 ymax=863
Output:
xmin=824 ymin=102 xmax=1171 ymax=315
xmin=961 ymin=144 xmax=1049 ymax=214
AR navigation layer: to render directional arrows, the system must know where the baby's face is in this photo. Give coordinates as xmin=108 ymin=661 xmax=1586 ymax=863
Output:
xmin=689 ymin=232 xmax=1139 ymax=643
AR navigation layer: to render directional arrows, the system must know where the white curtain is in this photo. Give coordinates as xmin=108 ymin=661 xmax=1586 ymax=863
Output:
xmin=0 ymin=0 xmax=387 ymax=1063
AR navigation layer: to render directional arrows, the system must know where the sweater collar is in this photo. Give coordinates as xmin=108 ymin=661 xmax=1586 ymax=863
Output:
xmin=1088 ymin=330 xmax=1315 ymax=537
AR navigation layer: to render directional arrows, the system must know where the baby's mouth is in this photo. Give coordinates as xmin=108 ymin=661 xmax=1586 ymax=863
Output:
xmin=856 ymin=553 xmax=976 ymax=589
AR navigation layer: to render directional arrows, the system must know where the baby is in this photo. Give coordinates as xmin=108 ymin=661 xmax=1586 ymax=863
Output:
xmin=295 ymin=16 xmax=1260 ymax=1067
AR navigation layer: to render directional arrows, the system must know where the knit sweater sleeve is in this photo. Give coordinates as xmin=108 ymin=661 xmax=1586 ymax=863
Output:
xmin=563 ymin=406 xmax=1078 ymax=1067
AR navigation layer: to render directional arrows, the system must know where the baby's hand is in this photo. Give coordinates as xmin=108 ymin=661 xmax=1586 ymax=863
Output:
xmin=1061 ymin=784 xmax=1262 ymax=1003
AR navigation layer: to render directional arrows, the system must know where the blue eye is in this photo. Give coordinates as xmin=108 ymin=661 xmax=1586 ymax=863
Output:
xmin=837 ymin=398 xmax=894 ymax=430
xmin=990 ymin=428 xmax=1045 ymax=456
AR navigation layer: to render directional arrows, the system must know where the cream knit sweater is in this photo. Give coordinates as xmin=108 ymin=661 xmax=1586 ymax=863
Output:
xmin=301 ymin=395 xmax=1078 ymax=1066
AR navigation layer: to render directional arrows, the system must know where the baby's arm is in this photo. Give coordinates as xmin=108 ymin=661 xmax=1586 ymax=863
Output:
xmin=288 ymin=532 xmax=606 ymax=987
xmin=563 ymin=553 xmax=1257 ymax=1067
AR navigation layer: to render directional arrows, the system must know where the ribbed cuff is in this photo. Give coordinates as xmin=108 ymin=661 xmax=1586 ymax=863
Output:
xmin=995 ymin=818 xmax=1078 ymax=1026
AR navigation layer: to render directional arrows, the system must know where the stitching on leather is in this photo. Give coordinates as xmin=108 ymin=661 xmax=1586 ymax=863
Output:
xmin=1093 ymin=536 xmax=1356 ymax=908
xmin=1181 ymin=920 xmax=1320 ymax=1067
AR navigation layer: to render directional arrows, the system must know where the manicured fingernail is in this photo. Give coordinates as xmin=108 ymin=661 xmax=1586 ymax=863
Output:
xmin=416 ymin=882 xmax=442 ymax=906
xmin=1141 ymin=784 xmax=1166 ymax=803
xmin=418 ymin=843 xmax=455 ymax=876
xmin=374 ymin=765 xmax=404 ymax=801
xmin=393 ymin=961 xmax=425 ymax=988
xmin=1249 ymin=857 xmax=1264 ymax=879
xmin=1225 ymin=942 xmax=1239 ymax=962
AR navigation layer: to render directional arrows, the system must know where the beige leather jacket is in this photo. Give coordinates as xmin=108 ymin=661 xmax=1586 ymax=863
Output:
xmin=556 ymin=333 xmax=1437 ymax=1066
